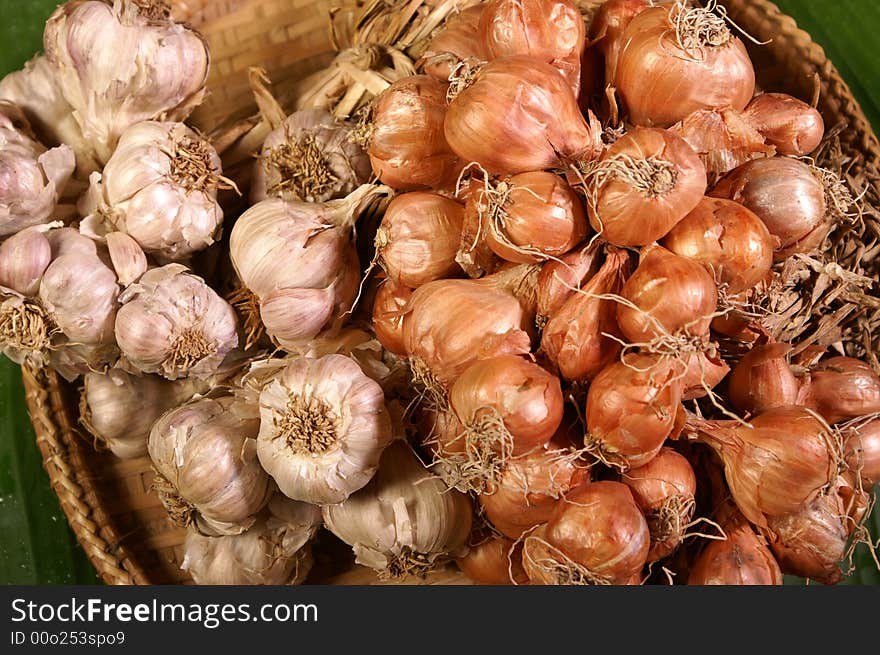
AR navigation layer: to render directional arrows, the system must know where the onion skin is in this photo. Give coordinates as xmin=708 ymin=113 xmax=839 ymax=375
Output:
xmin=617 ymin=244 xmax=718 ymax=344
xmin=480 ymin=171 xmax=589 ymax=264
xmin=680 ymin=351 xmax=730 ymax=401
xmin=582 ymin=128 xmax=707 ymax=247
xmin=687 ymin=512 xmax=782 ymax=585
xmin=450 ymin=355 xmax=564 ymax=454
xmin=445 ymin=55 xmax=602 ymax=176
xmin=687 ymin=406 xmax=838 ymax=529
xmin=710 ymin=157 xmax=825 ymax=257
xmin=369 ymin=75 xmax=462 ymax=190
xmin=727 ymin=342 xmax=799 ymax=416
xmin=798 ymin=357 xmax=880 ymax=425
xmin=615 ymin=6 xmax=756 ymax=128
xmin=539 ymin=246 xmax=630 ymax=383
xmin=371 ymin=279 xmax=412 ymax=356
xmin=588 ymin=0 xmax=650 ymax=85
xmin=744 ymin=93 xmax=825 ymax=156
xmin=419 ymin=6 xmax=488 ymax=82
xmin=623 ymin=447 xmax=697 ymax=562
xmin=522 ymin=481 xmax=650 ymax=585
xmin=845 ymin=419 xmax=880 ymax=486
xmin=456 ymin=535 xmax=528 ymax=585
xmin=377 ymin=191 xmax=464 ymax=287
xmin=662 ymin=196 xmax=774 ymax=294
xmin=402 ymin=275 xmax=533 ymax=386
xmin=535 ymin=242 xmax=601 ymax=322
xmin=479 ymin=431 xmax=591 ymax=539
xmin=479 ymin=0 xmax=586 ymax=97
xmin=585 ymin=353 xmax=684 ymax=471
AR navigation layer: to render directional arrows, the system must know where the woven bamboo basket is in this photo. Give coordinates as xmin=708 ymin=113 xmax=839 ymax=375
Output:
xmin=20 ymin=0 xmax=880 ymax=585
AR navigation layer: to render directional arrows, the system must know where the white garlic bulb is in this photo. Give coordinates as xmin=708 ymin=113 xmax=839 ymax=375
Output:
xmin=0 ymin=102 xmax=75 ymax=236
xmin=80 ymin=368 xmax=208 ymax=459
xmin=79 ymin=121 xmax=226 ymax=261
xmin=148 ymin=394 xmax=271 ymax=536
xmin=181 ymin=494 xmax=322 ymax=585
xmin=43 ymin=0 xmax=209 ymax=164
xmin=115 ymin=263 xmax=239 ymax=380
xmin=322 ymin=440 xmax=473 ymax=578
xmin=251 ymin=353 xmax=393 ymax=505
xmin=252 ymin=108 xmax=372 ymax=204
xmin=0 ymin=226 xmax=53 ymax=297
xmin=0 ymin=55 xmax=97 ymax=174
xmin=229 ymin=183 xmax=390 ymax=349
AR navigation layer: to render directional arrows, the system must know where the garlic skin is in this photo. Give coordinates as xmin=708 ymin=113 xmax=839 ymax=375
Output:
xmin=80 ymin=369 xmax=208 ymax=459
xmin=43 ymin=0 xmax=210 ymax=165
xmin=252 ymin=108 xmax=372 ymax=204
xmin=148 ymin=395 xmax=271 ymax=536
xmin=0 ymin=226 xmax=53 ymax=297
xmin=79 ymin=121 xmax=225 ymax=261
xmin=0 ymin=102 xmax=75 ymax=236
xmin=181 ymin=495 xmax=322 ymax=585
xmin=253 ymin=353 xmax=393 ymax=505
xmin=322 ymin=440 xmax=473 ymax=577
xmin=0 ymin=55 xmax=98 ymax=174
xmin=115 ymin=264 xmax=239 ymax=380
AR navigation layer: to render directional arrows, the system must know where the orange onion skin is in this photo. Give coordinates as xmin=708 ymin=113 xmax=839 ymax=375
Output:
xmin=845 ymin=419 xmax=880 ymax=486
xmin=585 ymin=353 xmax=684 ymax=471
xmin=727 ymin=342 xmax=799 ymax=416
xmin=368 ymin=75 xmax=463 ymax=190
xmin=662 ymin=196 xmax=775 ymax=294
xmin=450 ymin=355 xmax=564 ymax=453
xmin=445 ymin=55 xmax=602 ymax=176
xmin=710 ymin=157 xmax=825 ymax=255
xmin=377 ymin=191 xmax=464 ymax=287
xmin=480 ymin=171 xmax=588 ymax=264
xmin=744 ymin=93 xmax=825 ymax=156
xmin=539 ymin=246 xmax=630 ymax=383
xmin=584 ymin=128 xmax=707 ymax=247
xmin=402 ymin=277 xmax=533 ymax=386
xmin=535 ymin=242 xmax=601 ymax=322
xmin=479 ymin=0 xmax=585 ymax=96
xmin=417 ymin=404 xmax=467 ymax=459
xmin=687 ymin=514 xmax=782 ymax=585
xmin=680 ymin=351 xmax=730 ymax=401
xmin=456 ymin=536 xmax=528 ymax=585
xmin=420 ymin=6 xmax=488 ymax=82
xmin=687 ymin=406 xmax=838 ymax=529
xmin=624 ymin=447 xmax=697 ymax=562
xmin=479 ymin=432 xmax=591 ymax=539
xmin=615 ymin=6 xmax=756 ymax=128
xmin=456 ymin=181 xmax=503 ymax=278
xmin=523 ymin=482 xmax=650 ymax=585
xmin=798 ymin=356 xmax=880 ymax=425
xmin=371 ymin=279 xmax=412 ymax=356
xmin=588 ymin=0 xmax=650 ymax=85
xmin=669 ymin=108 xmax=775 ymax=182
xmin=617 ymin=245 xmax=718 ymax=344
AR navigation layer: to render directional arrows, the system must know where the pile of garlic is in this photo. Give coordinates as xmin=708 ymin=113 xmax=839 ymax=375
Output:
xmin=0 ymin=0 xmax=476 ymax=586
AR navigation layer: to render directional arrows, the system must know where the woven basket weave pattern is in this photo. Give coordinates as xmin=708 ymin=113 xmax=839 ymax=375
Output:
xmin=21 ymin=0 xmax=880 ymax=585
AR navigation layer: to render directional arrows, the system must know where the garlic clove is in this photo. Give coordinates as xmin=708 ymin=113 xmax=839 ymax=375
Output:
xmin=105 ymin=231 xmax=147 ymax=287
xmin=0 ymin=227 xmax=52 ymax=296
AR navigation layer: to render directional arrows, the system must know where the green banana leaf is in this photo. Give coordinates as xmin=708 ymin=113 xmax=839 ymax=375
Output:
xmin=0 ymin=0 xmax=877 ymax=585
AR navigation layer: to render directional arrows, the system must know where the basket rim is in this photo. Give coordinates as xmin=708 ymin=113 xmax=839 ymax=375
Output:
xmin=21 ymin=0 xmax=880 ymax=585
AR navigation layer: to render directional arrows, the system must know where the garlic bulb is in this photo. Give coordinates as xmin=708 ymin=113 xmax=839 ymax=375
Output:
xmin=229 ymin=184 xmax=390 ymax=349
xmin=252 ymin=108 xmax=372 ymax=204
xmin=323 ymin=440 xmax=473 ymax=578
xmin=79 ymin=121 xmax=226 ymax=261
xmin=148 ymin=395 xmax=271 ymax=535
xmin=0 ymin=102 xmax=75 ymax=236
xmin=0 ymin=55 xmax=97 ymax=173
xmin=43 ymin=0 xmax=210 ymax=165
xmin=115 ymin=264 xmax=239 ymax=380
xmin=0 ymin=226 xmax=53 ymax=297
xmin=181 ymin=494 xmax=322 ymax=585
xmin=252 ymin=353 xmax=393 ymax=505
xmin=80 ymin=368 xmax=208 ymax=459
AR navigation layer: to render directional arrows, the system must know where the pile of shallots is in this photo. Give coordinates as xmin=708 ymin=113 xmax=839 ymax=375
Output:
xmin=0 ymin=0 xmax=877 ymax=586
